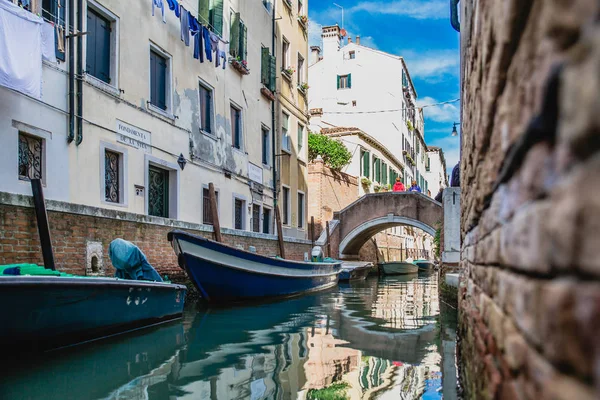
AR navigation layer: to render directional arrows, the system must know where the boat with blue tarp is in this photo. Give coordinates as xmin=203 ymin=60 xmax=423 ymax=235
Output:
xmin=168 ymin=230 xmax=342 ymax=302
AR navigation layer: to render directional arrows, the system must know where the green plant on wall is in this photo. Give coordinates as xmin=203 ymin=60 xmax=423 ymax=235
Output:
xmin=307 ymin=382 xmax=350 ymax=400
xmin=406 ymin=120 xmax=414 ymax=131
xmin=434 ymin=221 xmax=441 ymax=258
xmin=308 ymin=133 xmax=352 ymax=170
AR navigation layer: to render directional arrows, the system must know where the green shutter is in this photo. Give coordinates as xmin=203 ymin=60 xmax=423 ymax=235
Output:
xmin=336 ymin=75 xmax=340 ymax=89
xmin=363 ymin=151 xmax=370 ymax=178
xmin=269 ymin=55 xmax=277 ymax=92
xmin=348 ymin=73 xmax=352 ymax=88
xmin=261 ymin=47 xmax=269 ymax=85
xmin=374 ymin=158 xmax=380 ymax=182
xmin=211 ymin=0 xmax=224 ymax=36
xmin=382 ymin=162 xmax=387 ymax=183
xmin=230 ymin=12 xmax=240 ymax=57
xmin=198 ymin=0 xmax=210 ymax=25
xmin=242 ymin=24 xmax=248 ymax=61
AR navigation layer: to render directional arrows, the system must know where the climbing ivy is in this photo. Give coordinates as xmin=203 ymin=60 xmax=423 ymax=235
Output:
xmin=434 ymin=222 xmax=442 ymax=258
xmin=308 ymin=133 xmax=352 ymax=170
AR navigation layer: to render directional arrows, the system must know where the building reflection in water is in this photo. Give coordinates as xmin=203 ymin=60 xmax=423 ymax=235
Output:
xmin=0 ymin=274 xmax=447 ymax=400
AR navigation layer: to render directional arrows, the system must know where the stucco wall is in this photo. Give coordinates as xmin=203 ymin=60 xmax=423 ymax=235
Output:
xmin=458 ymin=0 xmax=600 ymax=398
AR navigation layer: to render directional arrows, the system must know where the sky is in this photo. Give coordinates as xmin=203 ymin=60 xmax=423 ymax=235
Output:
xmin=308 ymin=0 xmax=461 ymax=176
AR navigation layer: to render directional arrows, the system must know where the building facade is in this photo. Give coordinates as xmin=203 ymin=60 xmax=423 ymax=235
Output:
xmin=425 ymin=146 xmax=448 ymax=199
xmin=274 ymin=0 xmax=309 ymax=239
xmin=0 ymin=0 xmax=310 ymax=239
xmin=308 ymin=25 xmax=430 ymax=194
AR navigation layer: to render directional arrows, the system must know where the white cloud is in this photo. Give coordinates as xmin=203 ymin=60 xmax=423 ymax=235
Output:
xmin=418 ymin=96 xmax=460 ymax=123
xmin=400 ymin=50 xmax=460 ymax=82
xmin=308 ymin=20 xmax=323 ymax=48
xmin=349 ymin=0 xmax=447 ymax=20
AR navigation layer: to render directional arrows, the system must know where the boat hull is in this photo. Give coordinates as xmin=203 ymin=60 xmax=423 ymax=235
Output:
xmin=378 ymin=262 xmax=418 ymax=275
xmin=414 ymin=260 xmax=435 ymax=270
xmin=339 ymin=262 xmax=372 ymax=281
xmin=0 ymin=276 xmax=186 ymax=352
xmin=169 ymin=230 xmax=341 ymax=302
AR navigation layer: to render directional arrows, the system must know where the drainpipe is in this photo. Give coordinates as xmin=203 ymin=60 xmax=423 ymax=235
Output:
xmin=271 ymin=0 xmax=277 ymax=216
xmin=75 ymin=0 xmax=83 ymax=145
xmin=67 ymin=0 xmax=75 ymax=143
xmin=450 ymin=0 xmax=460 ymax=32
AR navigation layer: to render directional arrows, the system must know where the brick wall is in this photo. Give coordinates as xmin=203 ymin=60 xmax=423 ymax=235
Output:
xmin=459 ymin=0 xmax=599 ymax=398
xmin=0 ymin=193 xmax=312 ymax=283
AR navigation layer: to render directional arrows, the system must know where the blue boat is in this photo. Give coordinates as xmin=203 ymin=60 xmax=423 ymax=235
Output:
xmin=168 ymin=230 xmax=342 ymax=302
xmin=0 ymin=275 xmax=186 ymax=352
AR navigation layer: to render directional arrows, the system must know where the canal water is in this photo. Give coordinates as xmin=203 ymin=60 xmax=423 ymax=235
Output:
xmin=0 ymin=273 xmax=458 ymax=400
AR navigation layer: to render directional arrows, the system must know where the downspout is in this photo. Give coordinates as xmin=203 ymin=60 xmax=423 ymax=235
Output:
xmin=450 ymin=0 xmax=460 ymax=32
xmin=67 ymin=0 xmax=75 ymax=143
xmin=76 ymin=0 xmax=83 ymax=145
xmin=271 ymin=0 xmax=277 ymax=219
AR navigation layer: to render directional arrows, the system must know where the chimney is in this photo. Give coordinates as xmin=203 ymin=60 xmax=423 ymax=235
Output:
xmin=310 ymin=46 xmax=321 ymax=66
xmin=348 ymin=37 xmax=352 ymax=44
xmin=356 ymin=35 xmax=361 ymax=45
xmin=321 ymin=25 xmax=341 ymax=58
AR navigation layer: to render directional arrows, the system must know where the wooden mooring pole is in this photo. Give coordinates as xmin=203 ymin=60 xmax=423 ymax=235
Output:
xmin=209 ymin=183 xmax=222 ymax=243
xmin=310 ymin=216 xmax=315 ymax=248
xmin=275 ymin=206 xmax=286 ymax=259
xmin=30 ymin=178 xmax=56 ymax=270
xmin=325 ymin=221 xmax=331 ymax=258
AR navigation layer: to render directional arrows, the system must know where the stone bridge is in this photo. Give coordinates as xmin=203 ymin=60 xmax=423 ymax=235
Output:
xmin=324 ymin=192 xmax=443 ymax=260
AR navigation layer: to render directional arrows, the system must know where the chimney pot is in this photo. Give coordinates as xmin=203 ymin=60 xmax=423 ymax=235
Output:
xmin=348 ymin=37 xmax=352 ymax=43
xmin=356 ymin=36 xmax=361 ymax=45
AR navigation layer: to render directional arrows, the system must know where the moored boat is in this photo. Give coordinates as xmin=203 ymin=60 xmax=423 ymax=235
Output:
xmin=0 ymin=273 xmax=186 ymax=352
xmin=168 ymin=230 xmax=342 ymax=302
xmin=339 ymin=262 xmax=373 ymax=281
xmin=414 ymin=259 xmax=435 ymax=270
xmin=378 ymin=261 xmax=418 ymax=275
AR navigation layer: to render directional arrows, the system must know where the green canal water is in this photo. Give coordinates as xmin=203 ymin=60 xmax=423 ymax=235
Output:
xmin=0 ymin=273 xmax=458 ymax=400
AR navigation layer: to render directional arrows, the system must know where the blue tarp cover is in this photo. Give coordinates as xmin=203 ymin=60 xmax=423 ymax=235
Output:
xmin=109 ymin=239 xmax=163 ymax=282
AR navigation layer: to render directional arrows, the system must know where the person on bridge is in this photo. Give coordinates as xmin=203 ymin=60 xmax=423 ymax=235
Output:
xmin=434 ymin=188 xmax=443 ymax=202
xmin=409 ymin=180 xmax=422 ymax=193
xmin=392 ymin=177 xmax=405 ymax=192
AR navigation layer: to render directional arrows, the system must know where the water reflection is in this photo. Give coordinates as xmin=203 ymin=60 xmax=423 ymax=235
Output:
xmin=0 ymin=273 xmax=450 ymax=399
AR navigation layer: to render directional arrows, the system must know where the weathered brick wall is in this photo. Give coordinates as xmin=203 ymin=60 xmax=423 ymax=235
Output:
xmin=459 ymin=0 xmax=600 ymax=398
xmin=0 ymin=194 xmax=312 ymax=283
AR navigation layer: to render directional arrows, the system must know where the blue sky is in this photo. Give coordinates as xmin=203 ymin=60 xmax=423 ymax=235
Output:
xmin=308 ymin=0 xmax=461 ymax=174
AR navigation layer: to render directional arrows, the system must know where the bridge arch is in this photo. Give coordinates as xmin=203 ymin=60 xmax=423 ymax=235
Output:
xmin=329 ymin=192 xmax=442 ymax=260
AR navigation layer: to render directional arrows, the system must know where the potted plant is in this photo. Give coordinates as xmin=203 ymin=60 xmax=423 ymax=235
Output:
xmin=260 ymin=87 xmax=275 ymax=101
xmin=282 ymin=66 xmax=295 ymax=80
xmin=373 ymin=184 xmax=382 ymax=193
xmin=406 ymin=120 xmax=414 ymax=131
xmin=230 ymin=56 xmax=250 ymax=75
xmin=298 ymin=15 xmax=308 ymax=28
xmin=298 ymin=82 xmax=309 ymax=94
xmin=360 ymin=177 xmax=371 ymax=187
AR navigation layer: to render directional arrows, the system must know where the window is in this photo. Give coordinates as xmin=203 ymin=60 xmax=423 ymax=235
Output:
xmin=297 ymin=192 xmax=305 ymax=229
xmin=373 ymin=157 xmax=381 ymax=182
xmin=349 ymin=51 xmax=355 ymax=59
xmin=297 ymin=0 xmax=303 ymax=14
xmin=382 ymin=161 xmax=388 ymax=184
xmin=234 ymin=198 xmax=245 ymax=230
xmin=261 ymin=47 xmax=276 ymax=91
xmin=148 ymin=166 xmax=169 ymax=218
xmin=297 ymin=53 xmax=305 ymax=83
xmin=282 ymin=112 xmax=291 ymax=152
xmin=337 ymin=74 xmax=351 ymax=89
xmin=361 ymin=150 xmax=370 ymax=178
xmin=18 ymin=133 xmax=43 ymax=181
xmin=262 ymin=126 xmax=270 ymax=165
xmin=104 ymin=150 xmax=120 ymax=203
xmin=282 ymin=38 xmax=290 ymax=69
xmin=297 ymin=124 xmax=304 ymax=157
xmin=402 ymin=69 xmax=408 ymax=88
xmin=41 ymin=0 xmax=66 ymax=61
xmin=252 ymin=204 xmax=261 ymax=233
xmin=352 ymin=100 xmax=357 ymax=107
xmin=282 ymin=186 xmax=290 ymax=225
xmin=231 ymin=103 xmax=242 ymax=149
xmin=263 ymin=207 xmax=271 ymax=234
xmin=229 ymin=12 xmax=247 ymax=62
xmin=202 ymin=187 xmax=219 ymax=225
xmin=150 ymin=50 xmax=168 ymax=111
xmin=199 ymin=82 xmax=213 ymax=134
xmin=86 ymin=8 xmax=111 ymax=84
xmin=389 ymin=169 xmax=397 ymax=186
xmin=426 ymin=157 xmax=431 ymax=172
xmin=198 ymin=0 xmax=224 ymax=36
xmin=262 ymin=0 xmax=272 ymax=13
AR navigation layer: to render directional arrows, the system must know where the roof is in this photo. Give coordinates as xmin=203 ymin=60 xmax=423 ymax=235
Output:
xmin=321 ymin=127 xmax=360 ymax=134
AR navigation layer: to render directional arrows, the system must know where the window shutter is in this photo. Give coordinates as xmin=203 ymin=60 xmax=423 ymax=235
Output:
xmin=363 ymin=151 xmax=370 ymax=178
xmin=336 ymin=75 xmax=340 ymax=89
xmin=211 ymin=0 xmax=224 ymax=36
xmin=261 ymin=47 xmax=269 ymax=85
xmin=150 ymin=52 xmax=157 ymax=107
xmin=382 ymin=162 xmax=387 ymax=183
xmin=348 ymin=73 xmax=352 ymax=88
xmin=157 ymin=56 xmax=167 ymax=110
xmin=86 ymin=11 xmax=97 ymax=77
xmin=269 ymin=55 xmax=276 ymax=92
xmin=242 ymin=23 xmax=248 ymax=61
xmin=230 ymin=12 xmax=240 ymax=57
xmin=198 ymin=0 xmax=210 ymax=25
xmin=97 ymin=16 xmax=111 ymax=83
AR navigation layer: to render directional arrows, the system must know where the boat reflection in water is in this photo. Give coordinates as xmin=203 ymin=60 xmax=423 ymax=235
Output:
xmin=0 ymin=274 xmax=449 ymax=399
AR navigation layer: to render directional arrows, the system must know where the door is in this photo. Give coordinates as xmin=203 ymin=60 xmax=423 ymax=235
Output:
xmin=148 ymin=166 xmax=169 ymax=218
